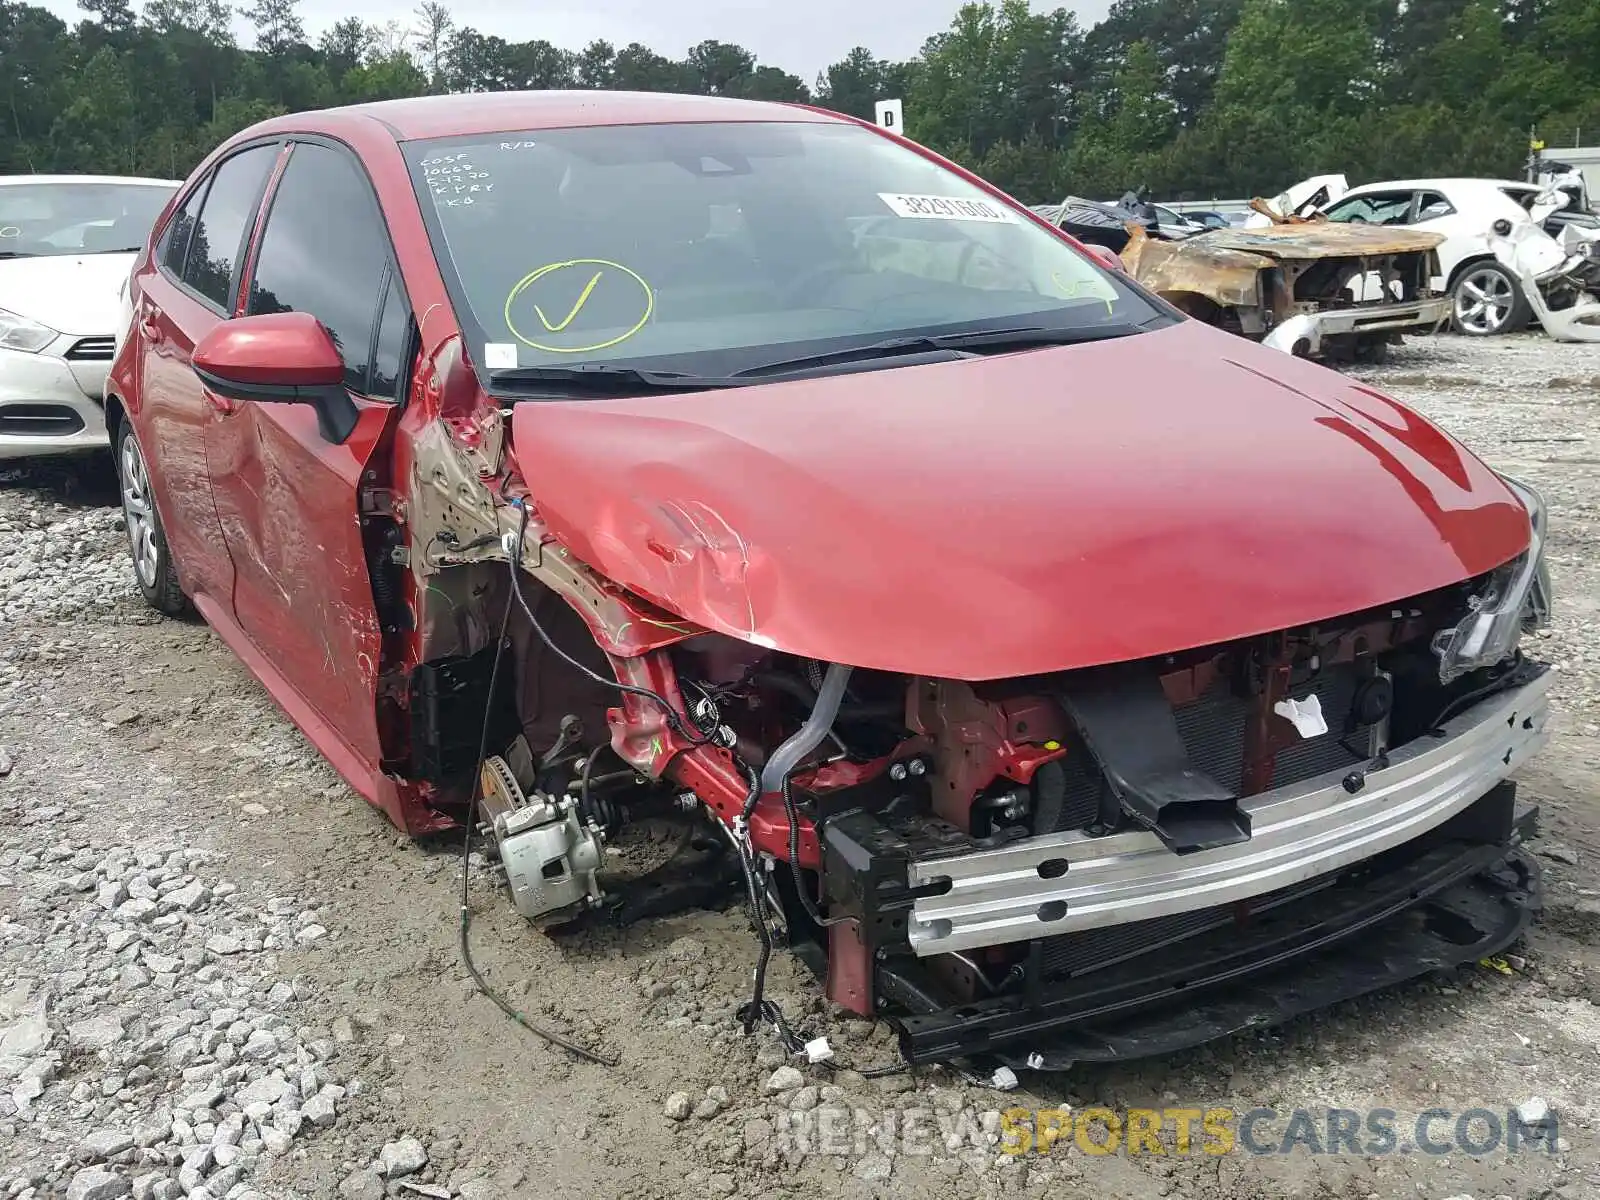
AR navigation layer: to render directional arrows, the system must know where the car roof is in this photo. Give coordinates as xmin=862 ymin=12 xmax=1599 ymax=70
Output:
xmin=1344 ymin=177 xmax=1535 ymax=195
xmin=253 ymin=90 xmax=841 ymax=143
xmin=0 ymin=174 xmax=180 ymax=187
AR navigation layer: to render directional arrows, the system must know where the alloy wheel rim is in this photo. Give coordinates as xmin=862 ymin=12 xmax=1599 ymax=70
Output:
xmin=120 ymin=435 xmax=160 ymax=588
xmin=1456 ymin=269 xmax=1514 ymax=334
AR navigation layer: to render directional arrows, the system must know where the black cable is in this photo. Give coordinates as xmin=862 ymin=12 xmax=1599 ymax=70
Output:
xmin=731 ymin=773 xmax=927 ymax=1077
xmin=457 ymin=505 xmax=615 ymax=1067
xmin=577 ymin=744 xmax=604 ymax=828
xmin=504 ymin=507 xmax=713 ymax=747
xmin=781 ymin=775 xmax=848 ymax=928
xmin=1430 ymin=658 xmax=1522 ymax=731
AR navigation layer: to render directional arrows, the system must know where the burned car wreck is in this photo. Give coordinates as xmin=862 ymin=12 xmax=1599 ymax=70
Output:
xmin=1117 ymin=221 xmax=1450 ymax=361
xmin=106 ymin=93 xmax=1555 ymax=1072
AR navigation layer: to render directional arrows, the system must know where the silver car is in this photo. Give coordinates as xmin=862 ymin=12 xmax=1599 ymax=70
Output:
xmin=0 ymin=175 xmax=178 ymax=460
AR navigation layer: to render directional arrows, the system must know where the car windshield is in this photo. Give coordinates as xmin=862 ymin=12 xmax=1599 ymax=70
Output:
xmin=405 ymin=120 xmax=1161 ymax=380
xmin=0 ymin=181 xmax=176 ymax=257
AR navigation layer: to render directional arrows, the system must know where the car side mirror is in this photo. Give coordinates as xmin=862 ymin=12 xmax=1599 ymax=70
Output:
xmin=1083 ymin=244 xmax=1125 ymax=273
xmin=192 ymin=311 xmax=359 ymax=444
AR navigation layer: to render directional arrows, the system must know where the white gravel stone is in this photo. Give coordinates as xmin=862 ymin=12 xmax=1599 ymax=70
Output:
xmin=79 ymin=1129 xmax=135 ymax=1160
xmin=66 ymin=1167 xmax=132 ymax=1200
xmin=132 ymin=1112 xmax=173 ymax=1148
xmin=378 ymin=1136 xmax=428 ymax=1177
xmin=239 ymin=1030 xmax=277 ymax=1061
xmin=302 ymin=1091 xmax=338 ymax=1127
xmin=69 ymin=1013 xmax=125 ymax=1052
xmin=764 ymin=1065 xmax=804 ymax=1093
xmin=163 ymin=881 xmax=208 ymax=912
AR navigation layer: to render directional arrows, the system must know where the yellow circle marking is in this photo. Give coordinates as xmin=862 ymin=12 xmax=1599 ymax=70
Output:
xmin=503 ymin=259 xmax=654 ymax=354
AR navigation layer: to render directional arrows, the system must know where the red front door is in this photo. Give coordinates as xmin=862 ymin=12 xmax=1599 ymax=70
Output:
xmin=200 ymin=139 xmax=411 ymax=774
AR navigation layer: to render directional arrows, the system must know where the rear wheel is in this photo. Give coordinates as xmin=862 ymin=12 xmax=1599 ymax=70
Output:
xmin=116 ymin=422 xmax=188 ymax=616
xmin=1451 ymin=261 xmax=1530 ymax=336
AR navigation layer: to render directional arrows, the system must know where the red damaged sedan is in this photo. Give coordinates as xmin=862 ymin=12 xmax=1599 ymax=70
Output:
xmin=107 ymin=91 xmax=1555 ymax=1069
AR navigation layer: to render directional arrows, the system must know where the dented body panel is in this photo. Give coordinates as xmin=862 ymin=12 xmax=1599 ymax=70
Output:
xmin=509 ymin=319 xmax=1529 ymax=680
xmin=1119 ymin=233 xmax=1271 ymax=310
xmin=1199 ymin=224 xmax=1446 ymax=258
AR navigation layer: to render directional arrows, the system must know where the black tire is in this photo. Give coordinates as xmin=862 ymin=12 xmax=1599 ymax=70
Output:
xmin=1352 ymin=337 xmax=1391 ymax=364
xmin=1451 ymin=260 xmax=1531 ymax=336
xmin=115 ymin=421 xmax=189 ymax=616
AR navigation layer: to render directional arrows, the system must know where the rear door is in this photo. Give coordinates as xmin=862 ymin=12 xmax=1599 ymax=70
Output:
xmin=203 ymin=138 xmax=412 ymax=770
xmin=134 ymin=142 xmax=282 ymax=608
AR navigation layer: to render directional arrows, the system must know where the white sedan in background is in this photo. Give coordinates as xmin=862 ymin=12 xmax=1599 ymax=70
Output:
xmin=1301 ymin=177 xmax=1598 ymax=336
xmin=0 ymin=174 xmax=178 ymax=460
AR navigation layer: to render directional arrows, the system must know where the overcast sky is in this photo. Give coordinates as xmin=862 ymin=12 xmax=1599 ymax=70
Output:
xmin=44 ymin=0 xmax=1115 ymax=82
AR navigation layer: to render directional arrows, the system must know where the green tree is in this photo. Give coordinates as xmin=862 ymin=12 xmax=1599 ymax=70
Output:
xmin=318 ymin=16 xmax=366 ymax=77
xmin=411 ymin=0 xmax=451 ymax=89
xmin=51 ymin=44 xmax=142 ymax=171
xmin=0 ymin=0 xmax=1586 ymax=217
xmin=574 ymin=39 xmax=614 ymax=88
xmin=241 ymin=0 xmax=301 ymax=55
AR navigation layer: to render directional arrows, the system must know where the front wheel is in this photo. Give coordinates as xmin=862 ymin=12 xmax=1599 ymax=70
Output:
xmin=116 ymin=422 xmax=188 ymax=616
xmin=1452 ymin=262 xmax=1530 ymax=336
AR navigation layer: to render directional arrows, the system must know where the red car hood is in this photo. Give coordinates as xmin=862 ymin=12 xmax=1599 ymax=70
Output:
xmin=509 ymin=321 xmax=1530 ymax=679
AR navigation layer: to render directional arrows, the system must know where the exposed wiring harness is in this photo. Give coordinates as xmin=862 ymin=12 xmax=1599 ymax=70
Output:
xmin=456 ymin=506 xmax=615 ymax=1066
xmin=736 ymin=773 xmax=910 ymax=1078
xmin=1430 ymin=655 xmax=1524 ymax=731
xmin=477 ymin=503 xmax=909 ymax=1076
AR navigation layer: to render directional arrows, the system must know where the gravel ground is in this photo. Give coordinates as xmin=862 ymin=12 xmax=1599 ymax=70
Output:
xmin=1 ymin=332 xmax=1598 ymax=1200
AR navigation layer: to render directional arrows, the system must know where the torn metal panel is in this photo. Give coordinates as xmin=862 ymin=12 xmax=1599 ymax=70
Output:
xmin=405 ymin=402 xmax=705 ymax=662
xmin=1199 ymin=224 xmax=1445 ymax=258
xmin=1121 ymin=227 xmax=1271 ymax=310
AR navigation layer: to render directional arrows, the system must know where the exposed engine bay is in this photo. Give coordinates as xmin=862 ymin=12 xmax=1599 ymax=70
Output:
xmin=381 ymin=395 xmax=1556 ymax=1069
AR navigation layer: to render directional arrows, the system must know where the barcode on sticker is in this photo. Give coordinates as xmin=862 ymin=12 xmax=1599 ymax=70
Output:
xmin=878 ymin=193 xmax=1018 ymax=223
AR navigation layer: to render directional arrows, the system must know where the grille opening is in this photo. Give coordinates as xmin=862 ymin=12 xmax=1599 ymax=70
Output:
xmin=0 ymin=404 xmax=86 ymax=436
xmin=65 ymin=336 xmax=116 ymax=361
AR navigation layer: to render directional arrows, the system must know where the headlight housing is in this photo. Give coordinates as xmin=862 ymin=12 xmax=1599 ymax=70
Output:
xmin=1432 ymin=474 xmax=1552 ymax=683
xmin=0 ymin=306 xmax=57 ymax=354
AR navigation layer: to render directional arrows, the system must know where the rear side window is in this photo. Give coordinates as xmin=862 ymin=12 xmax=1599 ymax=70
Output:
xmin=1501 ymin=187 xmax=1540 ymax=213
xmin=161 ymin=185 xmax=205 ymax=277
xmin=182 ymin=144 xmax=278 ymax=310
xmin=1415 ymin=191 xmax=1455 ymax=220
xmin=245 ymin=142 xmax=397 ymax=396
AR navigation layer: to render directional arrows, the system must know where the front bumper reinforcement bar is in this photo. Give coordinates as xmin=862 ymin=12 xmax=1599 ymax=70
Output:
xmin=907 ymin=670 xmax=1551 ymax=956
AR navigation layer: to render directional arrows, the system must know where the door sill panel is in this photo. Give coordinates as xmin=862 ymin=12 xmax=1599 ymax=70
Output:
xmin=188 ymin=591 xmax=427 ymax=834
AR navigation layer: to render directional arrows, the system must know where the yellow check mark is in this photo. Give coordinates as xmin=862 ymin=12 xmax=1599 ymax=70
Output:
xmin=533 ymin=270 xmax=604 ymax=333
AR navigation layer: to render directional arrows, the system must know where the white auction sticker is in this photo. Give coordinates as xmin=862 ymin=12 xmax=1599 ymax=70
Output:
xmin=483 ymin=342 xmax=519 ymax=369
xmin=878 ymin=193 xmax=1018 ymax=223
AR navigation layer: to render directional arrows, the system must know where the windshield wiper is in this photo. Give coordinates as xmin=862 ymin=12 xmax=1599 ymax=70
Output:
xmin=486 ymin=363 xmax=745 ymax=394
xmin=730 ymin=322 xmax=1146 ymax=379
xmin=0 ymin=251 xmax=34 ymax=260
